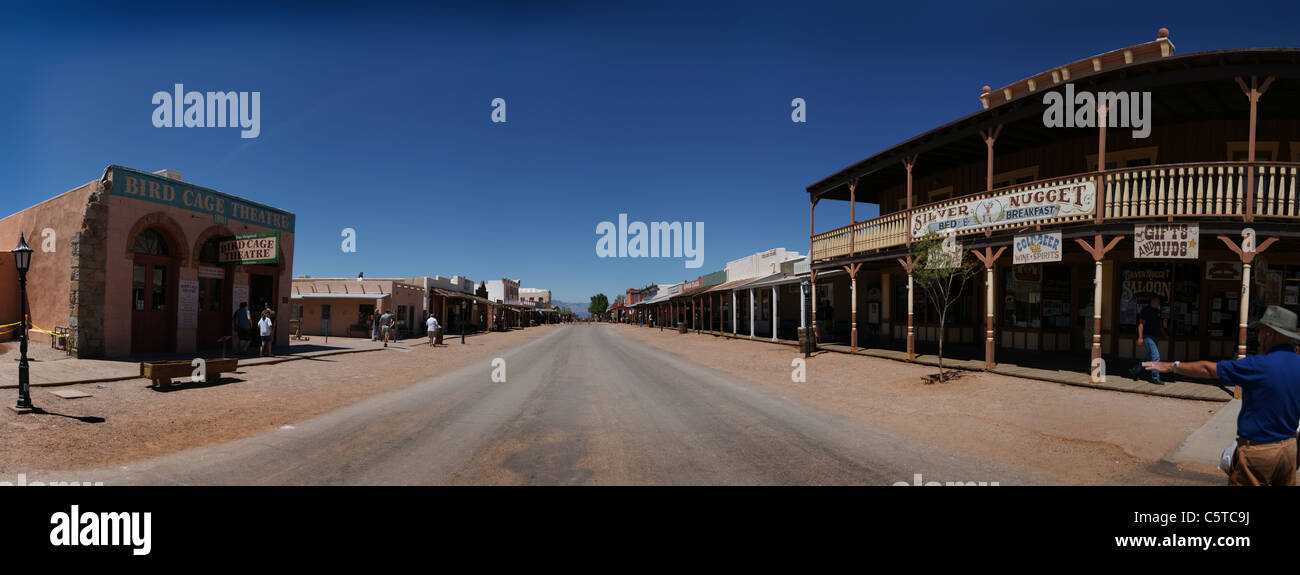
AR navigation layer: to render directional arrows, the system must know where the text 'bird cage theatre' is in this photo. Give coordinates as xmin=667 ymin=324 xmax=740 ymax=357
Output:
xmin=806 ymin=29 xmax=1300 ymax=379
xmin=0 ymin=166 xmax=295 ymax=358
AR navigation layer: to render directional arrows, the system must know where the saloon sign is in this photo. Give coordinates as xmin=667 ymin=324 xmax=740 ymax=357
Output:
xmin=1134 ymin=224 xmax=1198 ymax=259
xmin=910 ymin=181 xmax=1094 ymax=238
xmin=218 ymin=232 xmax=280 ymax=265
xmin=1013 ymin=232 xmax=1062 ymax=264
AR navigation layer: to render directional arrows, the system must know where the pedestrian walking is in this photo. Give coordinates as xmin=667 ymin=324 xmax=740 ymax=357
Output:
xmin=380 ymin=309 xmax=394 ymax=347
xmin=258 ymin=309 xmax=274 ymax=357
xmin=1145 ymin=305 xmax=1300 ymax=486
xmin=371 ymin=310 xmax=380 ymax=341
xmin=426 ymin=314 xmax=441 ymax=347
xmin=1130 ymin=295 xmax=1167 ymax=384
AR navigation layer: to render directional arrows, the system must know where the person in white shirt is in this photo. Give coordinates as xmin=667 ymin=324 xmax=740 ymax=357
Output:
xmin=426 ymin=314 xmax=440 ymax=347
xmin=258 ymin=310 xmax=274 ymax=357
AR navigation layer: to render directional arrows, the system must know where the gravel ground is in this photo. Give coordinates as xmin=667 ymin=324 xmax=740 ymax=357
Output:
xmin=0 ymin=326 xmax=559 ymax=474
xmin=611 ymin=324 xmax=1223 ymax=484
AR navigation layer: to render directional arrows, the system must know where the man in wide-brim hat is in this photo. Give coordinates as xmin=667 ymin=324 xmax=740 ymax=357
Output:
xmin=1146 ymin=305 xmax=1300 ymax=486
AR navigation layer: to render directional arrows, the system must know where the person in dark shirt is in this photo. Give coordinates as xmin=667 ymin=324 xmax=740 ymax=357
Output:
xmin=1146 ymin=306 xmax=1300 ymax=485
xmin=1130 ymin=295 xmax=1166 ymax=384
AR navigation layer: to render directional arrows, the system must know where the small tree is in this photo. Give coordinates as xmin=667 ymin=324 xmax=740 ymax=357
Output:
xmin=909 ymin=232 xmax=980 ymax=382
xmin=589 ymin=293 xmax=609 ymax=318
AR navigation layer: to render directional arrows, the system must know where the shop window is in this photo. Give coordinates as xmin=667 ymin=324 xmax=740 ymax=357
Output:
xmin=151 ymin=265 xmax=168 ymax=311
xmin=1226 ymin=141 xmax=1278 ymax=162
xmin=358 ymin=304 xmax=374 ymax=326
xmin=1087 ymin=146 xmax=1159 ymax=171
xmin=1170 ymin=263 xmax=1201 ymax=338
xmin=1004 ymin=266 xmax=1042 ymax=329
xmin=133 ymin=229 xmax=170 ymax=256
xmin=199 ymin=237 xmax=222 ymax=264
xmin=1118 ymin=263 xmax=1171 ymax=335
xmin=1041 ymin=266 xmax=1071 ymax=329
xmin=291 ymin=304 xmax=303 ymax=321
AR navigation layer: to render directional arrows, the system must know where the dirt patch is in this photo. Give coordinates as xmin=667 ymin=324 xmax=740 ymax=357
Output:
xmin=611 ymin=324 xmax=1221 ymax=485
xmin=0 ymin=326 xmax=560 ymax=474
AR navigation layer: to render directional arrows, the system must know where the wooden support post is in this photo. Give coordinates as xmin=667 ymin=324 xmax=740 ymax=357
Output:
xmin=771 ymin=285 xmax=778 ymax=343
xmin=972 ymin=247 xmax=1007 ymax=370
xmin=1075 ymin=234 xmax=1125 ymax=370
xmin=897 ymin=256 xmax=918 ymax=360
xmin=1219 ymin=233 xmax=1278 ymax=360
xmin=979 ymin=126 xmax=1002 ymax=193
xmin=1236 ymin=76 xmax=1274 ymax=222
xmin=749 ymin=288 xmax=756 ymax=340
xmin=846 ymin=262 xmax=862 ymax=351
xmin=1096 ymin=104 xmax=1108 ymax=224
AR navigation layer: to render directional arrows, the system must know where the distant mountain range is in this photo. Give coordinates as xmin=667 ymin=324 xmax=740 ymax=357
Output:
xmin=552 ymin=300 xmax=591 ymax=319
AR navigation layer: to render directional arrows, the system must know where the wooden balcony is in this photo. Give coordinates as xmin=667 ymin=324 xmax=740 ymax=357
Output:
xmin=811 ymin=162 xmax=1300 ymax=262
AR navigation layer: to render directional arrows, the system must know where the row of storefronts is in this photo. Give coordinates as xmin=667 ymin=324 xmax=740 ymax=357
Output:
xmin=0 ymin=166 xmax=564 ymax=358
xmin=607 ymin=30 xmax=1300 ymax=382
xmin=800 ymin=29 xmax=1300 ymax=374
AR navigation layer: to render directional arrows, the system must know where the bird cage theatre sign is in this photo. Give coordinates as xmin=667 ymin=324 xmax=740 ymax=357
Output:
xmin=218 ymin=232 xmax=281 ymax=265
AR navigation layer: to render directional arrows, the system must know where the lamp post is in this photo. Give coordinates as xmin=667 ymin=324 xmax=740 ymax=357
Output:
xmin=11 ymin=234 xmax=34 ymax=413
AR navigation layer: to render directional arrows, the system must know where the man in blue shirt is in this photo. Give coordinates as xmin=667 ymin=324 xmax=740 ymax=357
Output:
xmin=1145 ymin=305 xmax=1300 ymax=486
xmin=1130 ymin=295 xmax=1166 ymax=384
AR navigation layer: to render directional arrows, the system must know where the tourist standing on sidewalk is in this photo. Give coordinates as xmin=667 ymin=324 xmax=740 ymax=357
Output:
xmin=1145 ymin=305 xmax=1300 ymax=486
xmin=1131 ymin=295 xmax=1167 ymax=384
xmin=258 ymin=309 xmax=274 ymax=357
xmin=233 ymin=302 xmax=253 ymax=356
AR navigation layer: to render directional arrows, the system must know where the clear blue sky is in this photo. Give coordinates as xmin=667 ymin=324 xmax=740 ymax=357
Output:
xmin=2 ymin=0 xmax=1296 ymax=304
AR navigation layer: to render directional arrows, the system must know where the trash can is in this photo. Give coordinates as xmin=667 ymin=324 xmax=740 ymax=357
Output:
xmin=677 ymin=322 xmax=687 ymax=334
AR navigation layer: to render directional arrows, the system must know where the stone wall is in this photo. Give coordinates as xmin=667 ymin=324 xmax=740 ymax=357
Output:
xmin=68 ymin=174 xmax=109 ymax=358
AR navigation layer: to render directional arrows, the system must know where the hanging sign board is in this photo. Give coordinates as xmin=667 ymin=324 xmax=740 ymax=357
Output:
xmin=1013 ymin=232 xmax=1062 ymax=264
xmin=1134 ymin=224 xmax=1199 ymax=259
xmin=1205 ymin=261 xmax=1242 ymax=281
xmin=219 ymin=232 xmax=280 ymax=265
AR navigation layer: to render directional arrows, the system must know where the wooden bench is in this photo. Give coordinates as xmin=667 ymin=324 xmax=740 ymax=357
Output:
xmin=140 ymin=358 xmax=239 ymax=388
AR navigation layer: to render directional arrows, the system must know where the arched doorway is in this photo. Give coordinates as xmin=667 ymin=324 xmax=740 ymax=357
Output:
xmin=131 ymin=228 xmax=179 ymax=353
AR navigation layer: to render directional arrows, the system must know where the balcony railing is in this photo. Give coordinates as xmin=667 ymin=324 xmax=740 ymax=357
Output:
xmin=811 ymin=161 xmax=1300 ymax=262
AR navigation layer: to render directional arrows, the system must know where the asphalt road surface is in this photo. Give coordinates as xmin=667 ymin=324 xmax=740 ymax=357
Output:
xmin=77 ymin=325 xmax=1048 ymax=485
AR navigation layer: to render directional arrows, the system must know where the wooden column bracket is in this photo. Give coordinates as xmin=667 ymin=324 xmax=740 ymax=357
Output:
xmin=1218 ymin=234 xmax=1278 ymax=264
xmin=1074 ymin=234 xmax=1124 ymax=261
xmin=845 ymin=263 xmax=862 ymax=277
xmin=971 ymin=246 xmax=1006 ymax=269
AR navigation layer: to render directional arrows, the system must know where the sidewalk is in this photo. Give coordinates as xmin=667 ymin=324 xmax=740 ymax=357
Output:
xmin=815 ymin=343 xmax=1231 ymax=402
xmin=0 ymin=336 xmax=410 ymax=389
xmin=631 ymin=325 xmax=1231 ymax=402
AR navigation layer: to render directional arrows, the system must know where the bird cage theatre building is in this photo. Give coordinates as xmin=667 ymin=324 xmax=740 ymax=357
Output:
xmin=806 ymin=29 xmax=1300 ymax=377
xmin=0 ymin=165 xmax=295 ymax=358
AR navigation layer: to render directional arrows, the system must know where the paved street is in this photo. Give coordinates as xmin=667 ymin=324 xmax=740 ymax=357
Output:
xmin=68 ymin=325 xmax=1051 ymax=485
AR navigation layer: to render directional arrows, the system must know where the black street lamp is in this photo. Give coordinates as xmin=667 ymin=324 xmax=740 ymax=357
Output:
xmin=459 ymin=300 xmax=467 ymax=344
xmin=11 ymin=234 xmax=34 ymax=412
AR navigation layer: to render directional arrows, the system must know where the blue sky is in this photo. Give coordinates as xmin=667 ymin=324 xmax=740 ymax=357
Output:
xmin=2 ymin=0 xmax=1297 ymax=303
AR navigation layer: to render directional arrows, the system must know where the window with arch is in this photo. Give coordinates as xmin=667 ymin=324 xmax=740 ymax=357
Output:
xmin=133 ymin=228 xmax=170 ymax=256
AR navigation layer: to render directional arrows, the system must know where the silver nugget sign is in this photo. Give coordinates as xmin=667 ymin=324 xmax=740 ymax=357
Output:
xmin=1134 ymin=223 xmax=1199 ymax=259
xmin=911 ymin=181 xmax=1095 ymax=238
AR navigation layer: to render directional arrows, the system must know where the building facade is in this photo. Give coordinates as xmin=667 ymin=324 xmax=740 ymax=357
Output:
xmin=0 ymin=165 xmax=295 ymax=357
xmin=806 ymin=29 xmax=1300 ymax=371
